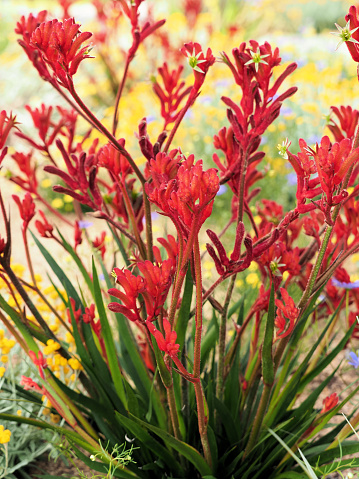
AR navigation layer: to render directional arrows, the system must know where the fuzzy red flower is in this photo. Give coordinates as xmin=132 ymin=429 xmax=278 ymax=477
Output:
xmin=146 ymin=154 xmax=219 ymax=237
xmin=274 ymin=288 xmax=298 ymax=341
xmin=320 ymin=393 xmax=339 ymax=413
xmin=108 ymin=268 xmax=145 ymax=322
xmin=30 ymin=18 xmax=93 ymax=88
xmin=146 ymin=318 xmax=179 ymax=358
xmin=35 ymin=210 xmax=54 ymax=238
xmin=12 ymin=193 xmax=36 ymax=231
xmin=152 ymin=63 xmax=192 ymax=128
xmin=181 ymin=42 xmax=215 ymax=96
xmin=98 ymin=139 xmax=132 ymax=177
xmin=328 ymin=105 xmax=359 ymax=142
xmin=28 ymin=350 xmax=47 ymax=379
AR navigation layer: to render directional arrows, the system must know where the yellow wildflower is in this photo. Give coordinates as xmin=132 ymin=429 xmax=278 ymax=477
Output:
xmin=68 ymin=358 xmax=82 ymax=370
xmin=50 ymin=414 xmax=61 ymax=424
xmin=0 ymin=367 xmax=5 ymax=377
xmin=0 ymin=425 xmax=11 ymax=444
xmin=43 ymin=339 xmax=61 ymax=355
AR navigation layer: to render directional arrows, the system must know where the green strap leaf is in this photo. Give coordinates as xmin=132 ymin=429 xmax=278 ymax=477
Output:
xmin=128 ymin=413 xmax=212 ymax=476
xmin=115 ymin=411 xmax=184 ymax=476
xmin=30 ymin=232 xmax=83 ymax=310
xmin=92 ymin=258 xmax=128 ymax=410
xmin=56 ymin=228 xmax=94 ymax=296
xmin=0 ymin=293 xmax=38 ymax=351
xmin=262 ymin=282 xmax=275 ymax=385
xmin=176 ymin=265 xmax=193 ymax=351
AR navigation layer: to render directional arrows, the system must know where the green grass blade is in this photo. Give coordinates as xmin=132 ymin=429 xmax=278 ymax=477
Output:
xmin=56 ymin=228 xmax=94 ymax=296
xmin=92 ymin=258 xmax=128 ymax=410
xmin=128 ymin=412 xmax=212 ymax=476
xmin=176 ymin=265 xmax=193 ymax=351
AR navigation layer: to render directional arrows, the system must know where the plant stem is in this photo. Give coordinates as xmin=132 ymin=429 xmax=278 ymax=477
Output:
xmin=143 ymin=193 xmax=154 ymax=262
xmin=163 ymin=99 xmax=192 ymax=153
xmin=166 ymin=384 xmax=182 ymax=441
xmin=116 ymin=177 xmax=147 ymax=260
xmin=216 ymin=274 xmax=236 ymax=403
xmin=68 ymin=81 xmax=145 ymax=184
xmin=112 ymin=58 xmax=131 ymax=136
xmin=193 ymin=239 xmax=212 ymax=467
xmin=243 ymin=382 xmax=272 ymax=459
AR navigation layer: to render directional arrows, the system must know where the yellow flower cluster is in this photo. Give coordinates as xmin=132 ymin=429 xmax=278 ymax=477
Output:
xmin=0 ymin=330 xmax=16 ymax=378
xmin=0 ymin=425 xmax=11 ymax=444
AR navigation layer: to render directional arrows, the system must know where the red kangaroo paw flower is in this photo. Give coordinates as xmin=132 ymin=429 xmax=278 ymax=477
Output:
xmin=98 ymin=138 xmax=132 ymax=177
xmin=146 ymin=318 xmax=179 ymax=357
xmin=12 ymin=193 xmax=36 ymax=231
xmin=328 ymin=105 xmax=359 ymax=142
xmin=30 ymin=18 xmax=93 ymax=89
xmin=35 ymin=210 xmax=54 ymax=238
xmin=28 ymin=350 xmax=48 ymax=379
xmin=274 ymin=288 xmax=298 ymax=341
xmin=181 ymin=42 xmax=215 ymax=97
xmin=152 ymin=63 xmax=192 ymax=128
xmin=320 ymin=393 xmax=339 ymax=413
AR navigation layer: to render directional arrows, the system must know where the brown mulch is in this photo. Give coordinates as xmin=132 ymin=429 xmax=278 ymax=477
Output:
xmin=27 ymin=453 xmax=103 ymax=478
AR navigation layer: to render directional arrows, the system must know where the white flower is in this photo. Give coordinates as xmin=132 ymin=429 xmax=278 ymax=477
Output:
xmin=277 ymin=138 xmax=291 ymax=159
xmin=244 ymin=48 xmax=270 ymax=72
xmin=331 ymin=20 xmax=359 ymax=50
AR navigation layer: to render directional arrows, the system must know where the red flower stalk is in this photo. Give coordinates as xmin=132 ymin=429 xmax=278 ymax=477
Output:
xmin=274 ymin=288 xmax=298 ymax=341
xmin=146 ymin=318 xmax=199 ymax=382
xmin=10 ymin=152 xmax=38 ymax=194
xmin=17 ymin=104 xmax=54 ymax=149
xmin=206 ymin=222 xmax=252 ymax=276
xmin=137 ymin=259 xmax=175 ymax=320
xmin=20 ymin=375 xmax=44 ymax=394
xmin=12 ymin=193 xmax=36 ymax=232
xmin=35 ymin=210 xmax=54 ymax=238
xmin=146 ymin=154 xmax=219 ymax=238
xmin=83 ymin=304 xmax=96 ymax=324
xmin=15 ymin=11 xmax=53 ymax=83
xmin=0 ymin=111 xmax=19 ymax=163
xmin=30 ymin=18 xmax=93 ymax=89
xmin=108 ymin=259 xmax=174 ymax=322
xmin=67 ymin=297 xmax=82 ymax=324
xmin=153 ymin=235 xmax=179 ymax=265
xmin=344 ymin=6 xmax=359 ymax=62
xmin=152 ymin=63 xmax=192 ymax=129
xmin=108 ymin=268 xmax=145 ymax=322
xmin=74 ymin=221 xmax=82 ymax=251
xmin=320 ymin=393 xmax=339 ymax=413
xmin=98 ymin=139 xmax=132 ymax=177
xmin=181 ymin=42 xmax=215 ymax=101
xmin=118 ymin=0 xmax=165 ymax=61
xmin=328 ymin=105 xmax=359 ymax=142
xmin=92 ymin=231 xmax=106 ymax=259
xmin=183 ymin=0 xmax=202 ymax=29
xmin=0 ymin=111 xmax=19 ymax=150
xmin=28 ymin=350 xmax=47 ymax=379
xmin=137 ymin=333 xmax=155 ymax=372
xmin=45 ymin=139 xmax=103 ymax=210
xmin=16 ymin=104 xmax=78 ymax=155
xmin=214 ymin=41 xmax=296 ymax=203
xmin=288 ymin=136 xmax=359 ymax=223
